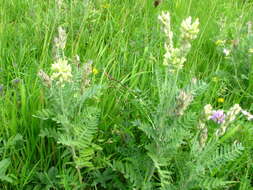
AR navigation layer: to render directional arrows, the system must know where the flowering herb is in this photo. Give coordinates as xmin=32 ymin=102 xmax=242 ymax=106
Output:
xmin=0 ymin=84 xmax=3 ymax=95
xmin=217 ymin=97 xmax=225 ymax=103
xmin=12 ymin=78 xmax=21 ymax=87
xmin=241 ymin=110 xmax=253 ymax=121
xmin=158 ymin=12 xmax=200 ymax=73
xmin=175 ymin=90 xmax=193 ymax=116
xmin=223 ymin=48 xmax=230 ymax=56
xmin=210 ymin=110 xmax=226 ymax=124
xmin=51 ymin=58 xmax=72 ymax=84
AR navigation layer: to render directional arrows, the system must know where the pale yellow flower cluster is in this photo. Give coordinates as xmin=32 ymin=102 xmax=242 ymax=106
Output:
xmin=51 ymin=27 xmax=72 ymax=85
xmin=163 ymin=48 xmax=186 ymax=71
xmin=158 ymin=12 xmax=199 ymax=73
xmin=38 ymin=26 xmax=72 ymax=86
xmin=204 ymin=104 xmax=213 ymax=120
xmin=51 ymin=58 xmax=72 ymax=83
xmin=158 ymin=12 xmax=173 ymax=48
xmin=180 ymin=17 xmax=200 ymax=41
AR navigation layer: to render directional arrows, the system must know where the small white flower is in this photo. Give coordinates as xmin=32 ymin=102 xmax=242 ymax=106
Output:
xmin=191 ymin=77 xmax=197 ymax=85
xmin=241 ymin=110 xmax=253 ymax=120
xmin=223 ymin=48 xmax=230 ymax=56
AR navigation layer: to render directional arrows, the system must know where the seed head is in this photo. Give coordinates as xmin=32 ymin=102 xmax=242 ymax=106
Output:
xmin=204 ymin=104 xmax=213 ymax=120
xmin=226 ymin=104 xmax=241 ymax=123
xmin=175 ymin=90 xmax=193 ymax=116
xmin=38 ymin=70 xmax=52 ymax=87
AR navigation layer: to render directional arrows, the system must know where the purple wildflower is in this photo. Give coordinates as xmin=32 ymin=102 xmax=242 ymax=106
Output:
xmin=12 ymin=78 xmax=21 ymax=87
xmin=210 ymin=110 xmax=226 ymax=124
xmin=0 ymin=84 xmax=4 ymax=96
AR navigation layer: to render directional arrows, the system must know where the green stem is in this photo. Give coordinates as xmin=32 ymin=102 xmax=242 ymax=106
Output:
xmin=145 ymin=141 xmax=160 ymax=183
xmin=146 ymin=69 xmax=180 ymax=183
xmin=71 ymin=146 xmax=83 ymax=184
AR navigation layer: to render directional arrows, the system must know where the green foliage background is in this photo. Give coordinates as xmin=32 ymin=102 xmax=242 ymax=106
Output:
xmin=0 ymin=0 xmax=253 ymax=189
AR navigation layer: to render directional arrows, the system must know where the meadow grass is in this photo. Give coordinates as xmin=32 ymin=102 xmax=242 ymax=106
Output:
xmin=0 ymin=0 xmax=253 ymax=189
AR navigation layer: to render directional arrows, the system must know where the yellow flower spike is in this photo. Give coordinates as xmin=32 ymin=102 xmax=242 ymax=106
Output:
xmin=215 ymin=40 xmax=225 ymax=46
xmin=217 ymin=97 xmax=225 ymax=103
xmin=92 ymin=68 xmax=99 ymax=75
xmin=212 ymin=77 xmax=219 ymax=82
xmin=102 ymin=3 xmax=110 ymax=9
xmin=249 ymin=48 xmax=253 ymax=53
